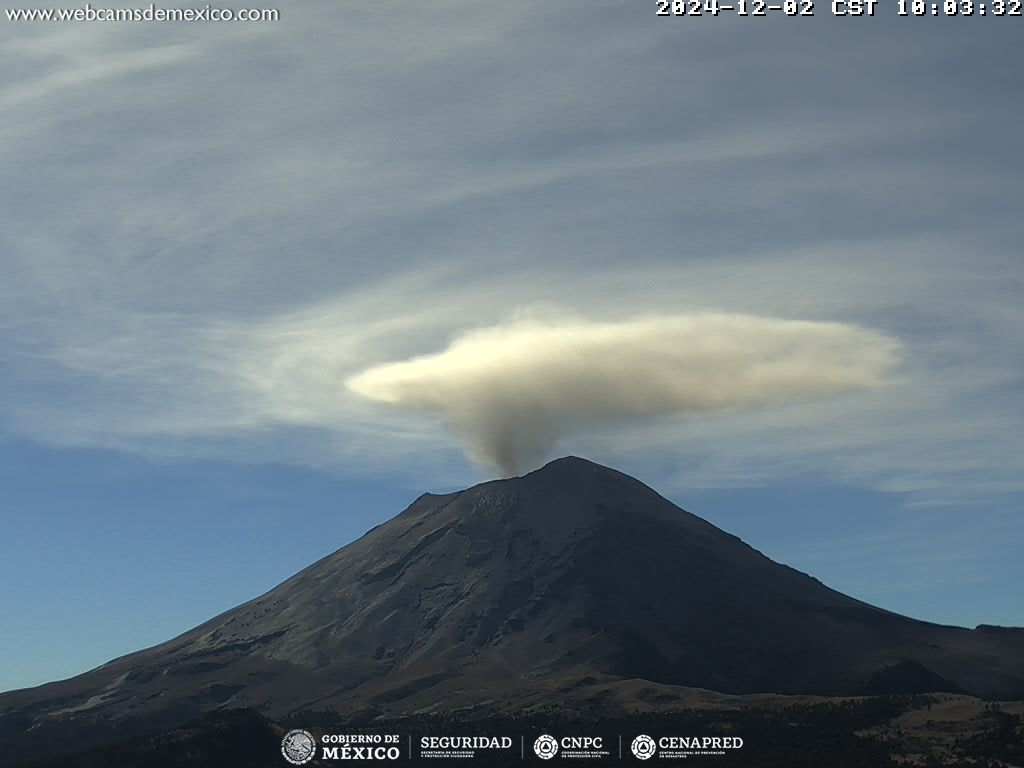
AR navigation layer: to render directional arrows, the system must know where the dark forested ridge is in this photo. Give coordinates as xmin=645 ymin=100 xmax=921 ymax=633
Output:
xmin=18 ymin=695 xmax=1024 ymax=768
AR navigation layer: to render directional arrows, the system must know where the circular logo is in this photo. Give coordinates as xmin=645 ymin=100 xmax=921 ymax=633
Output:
xmin=631 ymin=734 xmax=657 ymax=760
xmin=281 ymin=729 xmax=316 ymax=765
xmin=534 ymin=734 xmax=559 ymax=760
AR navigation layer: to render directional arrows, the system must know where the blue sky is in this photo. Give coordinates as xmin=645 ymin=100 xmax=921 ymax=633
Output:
xmin=1 ymin=4 xmax=1022 ymax=693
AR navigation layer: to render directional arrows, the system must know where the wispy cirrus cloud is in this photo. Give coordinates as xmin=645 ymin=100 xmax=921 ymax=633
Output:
xmin=0 ymin=1 xmax=1020 ymax=501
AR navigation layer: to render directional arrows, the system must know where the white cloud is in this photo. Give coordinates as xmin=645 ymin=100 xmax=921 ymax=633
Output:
xmin=0 ymin=1 xmax=1020 ymax=502
xmin=346 ymin=313 xmax=900 ymax=475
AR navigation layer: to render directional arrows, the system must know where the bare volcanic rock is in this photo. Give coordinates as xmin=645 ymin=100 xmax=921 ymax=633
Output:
xmin=2 ymin=457 xmax=1022 ymax=766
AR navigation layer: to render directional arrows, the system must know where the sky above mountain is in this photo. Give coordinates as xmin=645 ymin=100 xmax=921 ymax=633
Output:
xmin=1 ymin=4 xmax=1021 ymax=693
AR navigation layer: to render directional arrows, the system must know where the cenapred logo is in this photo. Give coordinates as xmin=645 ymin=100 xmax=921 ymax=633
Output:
xmin=534 ymin=733 xmax=559 ymax=760
xmin=281 ymin=729 xmax=317 ymax=765
xmin=631 ymin=734 xmax=657 ymax=760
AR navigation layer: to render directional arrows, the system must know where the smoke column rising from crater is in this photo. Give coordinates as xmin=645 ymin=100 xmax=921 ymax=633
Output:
xmin=346 ymin=313 xmax=900 ymax=476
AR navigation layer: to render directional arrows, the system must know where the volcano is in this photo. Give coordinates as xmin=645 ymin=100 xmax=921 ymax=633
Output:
xmin=2 ymin=457 xmax=1022 ymax=766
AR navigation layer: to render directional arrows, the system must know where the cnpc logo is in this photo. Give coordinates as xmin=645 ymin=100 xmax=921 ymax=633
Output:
xmin=534 ymin=734 xmax=604 ymax=759
xmin=534 ymin=734 xmax=559 ymax=760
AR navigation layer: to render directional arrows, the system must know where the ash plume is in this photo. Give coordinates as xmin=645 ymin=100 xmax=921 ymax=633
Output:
xmin=346 ymin=313 xmax=900 ymax=476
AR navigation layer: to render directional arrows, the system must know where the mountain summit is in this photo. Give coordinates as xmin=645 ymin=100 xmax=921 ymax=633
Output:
xmin=2 ymin=457 xmax=1022 ymax=765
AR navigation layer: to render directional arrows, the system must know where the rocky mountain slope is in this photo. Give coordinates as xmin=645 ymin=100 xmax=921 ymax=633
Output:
xmin=2 ymin=457 xmax=1022 ymax=766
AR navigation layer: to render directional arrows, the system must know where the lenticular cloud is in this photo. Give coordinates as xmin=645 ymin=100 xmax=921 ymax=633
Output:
xmin=346 ymin=313 xmax=900 ymax=476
